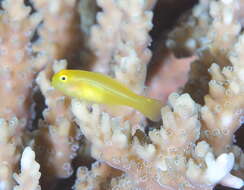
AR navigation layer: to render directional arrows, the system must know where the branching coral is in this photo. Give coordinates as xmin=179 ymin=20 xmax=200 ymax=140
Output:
xmin=201 ymin=33 xmax=244 ymax=155
xmin=84 ymin=0 xmax=158 ymax=124
xmin=31 ymin=0 xmax=82 ymax=63
xmin=0 ymin=0 xmax=44 ymax=123
xmin=168 ymin=0 xmax=242 ymax=103
xmin=71 ymin=94 xmax=243 ymax=189
xmin=34 ymin=60 xmax=81 ymax=184
xmin=13 ymin=147 xmax=41 ymax=190
xmin=147 ymin=52 xmax=195 ymax=103
xmin=0 ymin=1 xmax=44 ymax=189
xmin=74 ymin=162 xmax=122 ymax=190
xmin=70 ymin=0 xmax=244 ymax=189
xmin=0 ymin=0 xmax=243 ymax=189
xmin=167 ymin=0 xmax=244 ymax=159
xmin=31 ymin=0 xmax=83 ymax=185
xmin=90 ymin=0 xmax=155 ymax=91
xmin=0 ymin=118 xmax=21 ymax=190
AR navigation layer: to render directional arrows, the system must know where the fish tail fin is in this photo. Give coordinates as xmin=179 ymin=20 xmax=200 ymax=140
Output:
xmin=133 ymin=96 xmax=163 ymax=122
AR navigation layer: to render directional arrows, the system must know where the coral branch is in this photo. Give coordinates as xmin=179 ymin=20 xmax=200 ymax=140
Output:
xmin=0 ymin=0 xmax=43 ymax=121
xmin=13 ymin=147 xmax=41 ymax=190
xmin=201 ymin=33 xmax=244 ymax=155
xmin=74 ymin=162 xmax=122 ymax=190
xmin=34 ymin=60 xmax=81 ymax=185
xmin=71 ymin=93 xmax=243 ymax=189
xmin=90 ymin=0 xmax=155 ymax=93
xmin=32 ymin=0 xmax=82 ymax=63
xmin=0 ymin=0 xmax=243 ymax=189
xmin=0 ymin=118 xmax=21 ymax=190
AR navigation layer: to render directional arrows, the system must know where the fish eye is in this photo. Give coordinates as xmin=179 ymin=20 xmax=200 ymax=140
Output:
xmin=60 ymin=75 xmax=67 ymax=81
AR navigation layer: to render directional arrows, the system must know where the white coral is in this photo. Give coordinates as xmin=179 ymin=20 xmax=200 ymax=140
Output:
xmin=13 ymin=147 xmax=41 ymax=190
xmin=187 ymin=142 xmax=243 ymax=189
xmin=204 ymin=152 xmax=234 ymax=184
xmin=205 ymin=152 xmax=243 ymax=189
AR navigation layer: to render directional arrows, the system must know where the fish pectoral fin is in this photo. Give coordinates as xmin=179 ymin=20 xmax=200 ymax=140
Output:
xmin=132 ymin=97 xmax=163 ymax=122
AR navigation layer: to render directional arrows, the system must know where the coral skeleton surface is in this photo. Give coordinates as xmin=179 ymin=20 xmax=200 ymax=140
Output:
xmin=0 ymin=0 xmax=243 ymax=190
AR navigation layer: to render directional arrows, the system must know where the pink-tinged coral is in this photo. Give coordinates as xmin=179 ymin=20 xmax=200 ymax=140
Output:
xmin=30 ymin=0 xmax=83 ymax=185
xmin=74 ymin=162 xmax=122 ymax=190
xmin=166 ymin=0 xmax=210 ymax=56
xmin=167 ymin=0 xmax=244 ymax=156
xmin=87 ymin=0 xmax=158 ymax=125
xmin=0 ymin=118 xmax=21 ymax=190
xmin=71 ymin=93 xmax=243 ymax=189
xmin=167 ymin=0 xmax=241 ymax=57
xmin=0 ymin=1 xmax=44 ymax=189
xmin=34 ymin=60 xmax=81 ymax=187
xmin=0 ymin=0 xmax=244 ymax=189
xmin=200 ymin=33 xmax=244 ymax=155
xmin=147 ymin=52 xmax=196 ymax=103
xmin=32 ymin=0 xmax=82 ymax=63
xmin=0 ymin=0 xmax=43 ymax=122
xmin=169 ymin=0 xmax=242 ymax=105
xmin=70 ymin=0 xmax=244 ymax=189
xmin=90 ymin=0 xmax=156 ymax=86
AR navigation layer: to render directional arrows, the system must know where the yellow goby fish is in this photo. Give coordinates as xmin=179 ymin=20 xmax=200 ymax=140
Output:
xmin=51 ymin=70 xmax=162 ymax=121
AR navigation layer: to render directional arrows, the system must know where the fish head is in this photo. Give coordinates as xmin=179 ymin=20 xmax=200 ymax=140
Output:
xmin=51 ymin=70 xmax=77 ymax=95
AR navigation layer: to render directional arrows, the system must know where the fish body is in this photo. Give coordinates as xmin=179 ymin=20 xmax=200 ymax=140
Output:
xmin=51 ymin=70 xmax=162 ymax=121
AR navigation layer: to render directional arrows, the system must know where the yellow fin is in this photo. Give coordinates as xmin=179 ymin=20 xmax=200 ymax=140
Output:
xmin=134 ymin=97 xmax=162 ymax=122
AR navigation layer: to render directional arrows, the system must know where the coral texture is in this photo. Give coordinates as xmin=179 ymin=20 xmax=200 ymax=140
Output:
xmin=0 ymin=0 xmax=243 ymax=190
xmin=13 ymin=147 xmax=41 ymax=190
